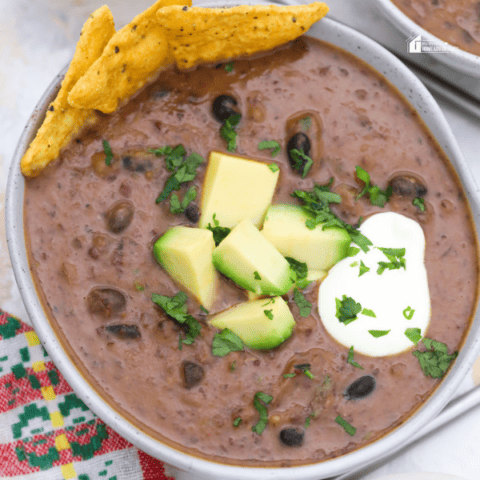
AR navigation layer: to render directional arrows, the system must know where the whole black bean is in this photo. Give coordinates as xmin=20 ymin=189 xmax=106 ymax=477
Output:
xmin=345 ymin=375 xmax=376 ymax=400
xmin=212 ymin=95 xmax=240 ymax=123
xmin=185 ymin=203 xmax=200 ymax=223
xmin=106 ymin=201 xmax=135 ymax=234
xmin=122 ymin=155 xmax=153 ymax=173
xmin=390 ymin=175 xmax=427 ymax=198
xmin=287 ymin=133 xmax=311 ymax=176
xmin=87 ymin=287 xmax=127 ymax=318
xmin=104 ymin=324 xmax=141 ymax=339
xmin=182 ymin=361 xmax=204 ymax=389
xmin=279 ymin=427 xmax=305 ymax=447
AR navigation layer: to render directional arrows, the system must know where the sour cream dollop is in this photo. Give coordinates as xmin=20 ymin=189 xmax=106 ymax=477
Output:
xmin=318 ymin=212 xmax=430 ymax=357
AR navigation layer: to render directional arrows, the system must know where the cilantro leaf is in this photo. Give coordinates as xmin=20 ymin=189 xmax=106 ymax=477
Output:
xmin=149 ymin=144 xmax=186 ymax=171
xmin=286 ymin=257 xmax=309 ymax=288
xmin=403 ymin=306 xmax=415 ymax=320
xmin=413 ymin=197 xmax=426 ymax=212
xmin=264 ymin=309 xmax=274 ymax=320
xmin=258 ymin=140 xmax=281 ymax=157
xmin=336 ymin=295 xmax=362 ymax=325
xmin=220 ymin=113 xmax=241 ymax=152
xmin=268 ymin=163 xmax=279 ymax=172
xmin=361 ymin=308 xmax=376 ymax=318
xmin=251 ymin=391 xmax=273 ymax=435
xmin=293 ymin=363 xmax=314 ymax=379
xmin=413 ymin=337 xmax=458 ymax=378
xmin=377 ymin=247 xmax=406 ymax=275
xmin=335 ymin=415 xmax=356 ymax=436
xmin=283 ymin=373 xmax=296 ymax=378
xmin=103 ymin=140 xmax=113 ymax=166
xmin=233 ymin=417 xmax=242 ymax=427
xmin=151 ymin=292 xmax=202 ymax=346
xmin=359 ymin=260 xmax=370 ymax=277
xmin=212 ymin=328 xmax=244 ymax=357
xmin=347 ymin=246 xmax=361 ymax=257
xmin=169 ymin=186 xmax=197 ymax=214
xmin=355 ymin=166 xmax=392 ymax=207
xmin=347 ymin=346 xmax=364 ymax=369
xmin=289 ymin=148 xmax=314 ymax=178
xmin=206 ymin=213 xmax=231 ymax=246
xmin=368 ymin=330 xmax=390 ymax=338
xmin=405 ymin=327 xmax=422 ymax=345
xmin=225 ymin=62 xmax=234 ymax=72
xmin=293 ymin=288 xmax=312 ymax=317
xmin=254 ymin=271 xmax=262 ymax=280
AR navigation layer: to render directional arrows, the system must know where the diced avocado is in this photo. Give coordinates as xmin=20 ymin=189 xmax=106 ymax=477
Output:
xmin=199 ymin=151 xmax=279 ymax=229
xmin=209 ymin=297 xmax=295 ymax=350
xmin=153 ymin=226 xmax=217 ymax=309
xmin=212 ymin=219 xmax=294 ymax=295
xmin=262 ymin=204 xmax=351 ymax=271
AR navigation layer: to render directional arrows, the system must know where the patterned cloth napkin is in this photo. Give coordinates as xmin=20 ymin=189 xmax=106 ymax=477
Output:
xmin=0 ymin=310 xmax=175 ymax=480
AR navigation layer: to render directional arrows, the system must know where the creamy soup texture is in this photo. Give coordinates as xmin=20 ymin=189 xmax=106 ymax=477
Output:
xmin=24 ymin=37 xmax=479 ymax=466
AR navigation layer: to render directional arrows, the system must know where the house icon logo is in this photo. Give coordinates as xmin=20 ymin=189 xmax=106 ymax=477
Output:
xmin=408 ymin=34 xmax=423 ymax=53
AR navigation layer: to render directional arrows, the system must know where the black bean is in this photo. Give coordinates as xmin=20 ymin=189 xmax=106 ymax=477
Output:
xmin=279 ymin=427 xmax=305 ymax=447
xmin=103 ymin=324 xmax=141 ymax=339
xmin=182 ymin=361 xmax=204 ymax=389
xmin=106 ymin=201 xmax=135 ymax=234
xmin=87 ymin=287 xmax=127 ymax=318
xmin=345 ymin=375 xmax=376 ymax=400
xmin=287 ymin=133 xmax=311 ymax=176
xmin=184 ymin=204 xmax=200 ymax=223
xmin=212 ymin=95 xmax=240 ymax=123
xmin=122 ymin=155 xmax=152 ymax=173
xmin=390 ymin=175 xmax=427 ymax=198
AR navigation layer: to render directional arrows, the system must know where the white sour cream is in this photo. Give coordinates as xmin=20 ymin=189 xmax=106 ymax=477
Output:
xmin=318 ymin=212 xmax=431 ymax=356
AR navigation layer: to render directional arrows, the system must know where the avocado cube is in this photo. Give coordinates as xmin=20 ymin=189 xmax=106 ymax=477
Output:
xmin=199 ymin=151 xmax=279 ymax=229
xmin=261 ymin=204 xmax=351 ymax=271
xmin=209 ymin=297 xmax=295 ymax=350
xmin=153 ymin=226 xmax=218 ymax=309
xmin=212 ymin=219 xmax=294 ymax=296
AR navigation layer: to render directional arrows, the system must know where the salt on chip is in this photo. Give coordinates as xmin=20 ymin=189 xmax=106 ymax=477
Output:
xmin=156 ymin=2 xmax=329 ymax=70
xmin=68 ymin=0 xmax=191 ymax=114
xmin=21 ymin=5 xmax=115 ymax=177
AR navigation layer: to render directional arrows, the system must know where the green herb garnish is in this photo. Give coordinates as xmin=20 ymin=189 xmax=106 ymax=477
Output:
xmin=103 ymin=139 xmax=113 ymax=166
xmin=206 ymin=213 xmax=231 ymax=246
xmin=294 ymin=363 xmax=314 ymax=379
xmin=304 ymin=413 xmax=315 ymax=428
xmin=347 ymin=346 xmax=364 ymax=369
xmin=199 ymin=305 xmax=209 ymax=314
xmin=220 ymin=113 xmax=241 ymax=152
xmin=231 ymin=361 xmax=236 ymax=371
xmin=413 ymin=197 xmax=425 ymax=212
xmin=212 ymin=328 xmax=244 ymax=357
xmin=149 ymin=144 xmax=186 ymax=171
xmin=286 ymin=257 xmax=310 ymax=289
xmin=268 ymin=163 xmax=280 ymax=172
xmin=225 ymin=62 xmax=234 ymax=72
xmin=264 ymin=309 xmax=274 ymax=320
xmin=293 ymin=288 xmax=312 ymax=317
xmin=151 ymin=291 xmax=201 ymax=347
xmin=283 ymin=373 xmax=296 ymax=378
xmin=134 ymin=281 xmax=145 ymax=291
xmin=335 ymin=415 xmax=356 ymax=436
xmin=403 ymin=306 xmax=415 ymax=320
xmin=169 ymin=186 xmax=197 ymax=214
xmin=289 ymin=148 xmax=313 ymax=178
xmin=251 ymin=391 xmax=273 ymax=435
xmin=336 ymin=295 xmax=362 ymax=325
xmin=355 ymin=166 xmax=392 ymax=207
xmin=258 ymin=140 xmax=281 ymax=157
xmin=254 ymin=271 xmax=262 ymax=280
xmin=413 ymin=338 xmax=458 ymax=378
xmin=361 ymin=308 xmax=376 ymax=318
xmin=377 ymin=247 xmax=406 ymax=274
xmin=369 ymin=330 xmax=390 ymax=338
xmin=359 ymin=260 xmax=370 ymax=277
xmin=405 ymin=328 xmax=422 ymax=345
xmin=233 ymin=417 xmax=242 ymax=427
xmin=347 ymin=246 xmax=361 ymax=257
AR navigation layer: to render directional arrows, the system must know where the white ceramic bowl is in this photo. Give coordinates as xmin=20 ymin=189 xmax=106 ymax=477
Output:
xmin=372 ymin=0 xmax=480 ymax=77
xmin=6 ymin=6 xmax=480 ymax=480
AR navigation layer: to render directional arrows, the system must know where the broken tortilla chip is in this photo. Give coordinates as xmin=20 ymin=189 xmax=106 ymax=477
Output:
xmin=156 ymin=2 xmax=329 ymax=70
xmin=21 ymin=5 xmax=115 ymax=177
xmin=68 ymin=0 xmax=191 ymax=114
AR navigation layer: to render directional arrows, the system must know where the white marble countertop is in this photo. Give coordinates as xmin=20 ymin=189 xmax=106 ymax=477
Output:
xmin=1 ymin=1 xmax=480 ymax=479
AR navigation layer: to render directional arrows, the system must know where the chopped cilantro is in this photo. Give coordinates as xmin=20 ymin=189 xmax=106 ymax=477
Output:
xmin=251 ymin=391 xmax=273 ymax=435
xmin=258 ymin=140 xmax=281 ymax=157
xmin=283 ymin=373 xmax=296 ymax=378
xmin=361 ymin=308 xmax=376 ymax=318
xmin=294 ymin=363 xmax=314 ymax=379
xmin=413 ymin=338 xmax=458 ymax=378
xmin=335 ymin=415 xmax=356 ymax=436
xmin=413 ymin=197 xmax=425 ymax=212
xmin=103 ymin=140 xmax=113 ymax=166
xmin=254 ymin=271 xmax=262 ymax=280
xmin=206 ymin=213 xmax=231 ymax=246
xmin=347 ymin=246 xmax=361 ymax=257
xmin=264 ymin=309 xmax=274 ymax=320
xmin=289 ymin=148 xmax=313 ymax=178
xmin=199 ymin=305 xmax=209 ymax=314
xmin=286 ymin=257 xmax=310 ymax=288
xmin=377 ymin=247 xmax=406 ymax=275
xmin=403 ymin=306 xmax=415 ymax=320
xmin=149 ymin=144 xmax=186 ymax=171
xmin=220 ymin=113 xmax=241 ymax=152
xmin=261 ymin=298 xmax=275 ymax=307
xmin=231 ymin=361 xmax=236 ymax=371
xmin=355 ymin=166 xmax=392 ymax=207
xmin=134 ymin=281 xmax=145 ymax=291
xmin=233 ymin=417 xmax=242 ymax=427
xmin=212 ymin=328 xmax=244 ymax=357
xmin=336 ymin=295 xmax=362 ymax=325
xmin=368 ymin=330 xmax=390 ymax=338
xmin=225 ymin=62 xmax=234 ymax=72
xmin=169 ymin=186 xmax=197 ymax=214
xmin=405 ymin=328 xmax=422 ymax=345
xmin=359 ymin=260 xmax=370 ymax=277
xmin=350 ymin=261 xmax=359 ymax=267
xmin=293 ymin=288 xmax=312 ymax=317
xmin=268 ymin=163 xmax=280 ymax=172
xmin=152 ymin=291 xmax=202 ymax=346
xmin=304 ymin=413 xmax=315 ymax=428
xmin=347 ymin=346 xmax=364 ymax=369
xmin=292 ymin=183 xmax=372 ymax=253
xmin=300 ymin=116 xmax=312 ymax=131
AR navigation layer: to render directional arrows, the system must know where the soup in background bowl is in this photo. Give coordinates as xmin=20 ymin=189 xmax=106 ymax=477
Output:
xmin=6 ymin=5 xmax=480 ymax=479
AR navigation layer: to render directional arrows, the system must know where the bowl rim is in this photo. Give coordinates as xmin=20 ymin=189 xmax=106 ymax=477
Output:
xmin=372 ymin=0 xmax=480 ymax=77
xmin=6 ymin=10 xmax=480 ymax=480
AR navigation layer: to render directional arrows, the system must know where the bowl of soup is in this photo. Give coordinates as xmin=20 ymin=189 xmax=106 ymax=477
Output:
xmin=6 ymin=1 xmax=480 ymax=479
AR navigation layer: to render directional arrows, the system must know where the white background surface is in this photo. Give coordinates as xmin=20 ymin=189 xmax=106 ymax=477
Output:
xmin=1 ymin=1 xmax=480 ymax=479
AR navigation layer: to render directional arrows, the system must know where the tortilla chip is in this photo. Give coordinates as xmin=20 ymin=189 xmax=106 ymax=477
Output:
xmin=21 ymin=5 xmax=115 ymax=177
xmin=68 ymin=0 xmax=191 ymax=114
xmin=156 ymin=2 xmax=329 ymax=70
